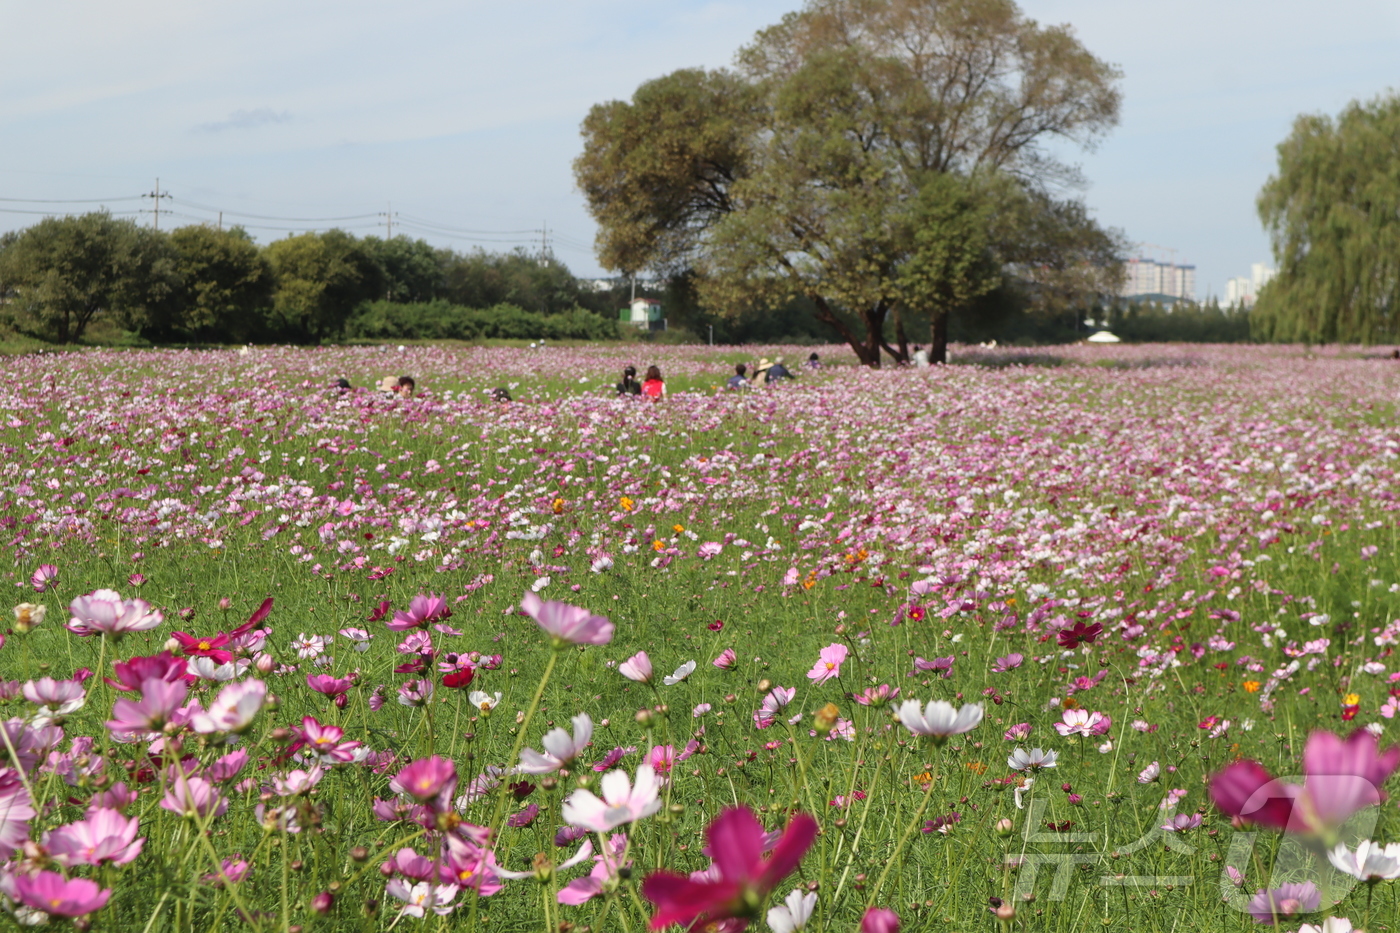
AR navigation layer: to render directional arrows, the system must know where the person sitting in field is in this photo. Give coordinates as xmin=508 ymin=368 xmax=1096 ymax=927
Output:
xmin=334 ymin=378 xmax=352 ymax=392
xmin=616 ymin=365 xmax=642 ymax=396
xmin=489 ymin=386 xmax=512 ymax=403
xmin=395 ymin=376 xmax=416 ymax=398
xmin=641 ymin=365 xmax=666 ymax=400
xmin=806 ymin=353 xmax=821 ymax=370
xmin=911 ymin=345 xmax=930 ymax=368
xmin=753 ymin=358 xmax=773 ymax=383
xmin=765 ymin=356 xmax=794 ymax=383
xmin=726 ymin=363 xmax=751 ymax=390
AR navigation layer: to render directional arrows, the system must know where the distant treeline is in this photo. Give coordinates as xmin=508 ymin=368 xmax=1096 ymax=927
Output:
xmin=0 ymin=212 xmax=629 ymax=345
xmin=0 ymin=211 xmax=1256 ymax=348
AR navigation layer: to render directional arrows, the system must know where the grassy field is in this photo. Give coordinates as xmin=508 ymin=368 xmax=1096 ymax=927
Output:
xmin=2 ymin=341 xmax=1399 ymax=932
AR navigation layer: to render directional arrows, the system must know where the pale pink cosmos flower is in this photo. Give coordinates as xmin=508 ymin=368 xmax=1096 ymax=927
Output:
xmin=713 ymin=648 xmax=737 ymax=670
xmin=160 ymin=775 xmax=228 ymax=820
xmin=293 ymin=716 xmax=364 ymax=764
xmin=561 ymin=763 xmax=663 ymax=831
xmin=1054 ymin=708 xmax=1109 ymax=738
xmin=67 ymin=589 xmax=163 ymax=637
xmin=398 ymin=679 xmax=435 ymax=707
xmin=272 ymin=765 xmax=325 ymax=797
xmin=188 ymin=679 xmax=266 ymax=734
xmin=618 ymin=651 xmax=653 ymax=684
xmin=662 ymin=660 xmax=696 ymax=686
xmin=807 ymin=644 xmax=848 ymax=685
xmin=386 ymin=879 xmax=460 ymax=918
xmin=558 ymin=834 xmax=629 ymax=905
xmin=22 ymin=678 xmax=86 ymax=720
xmin=521 ymin=592 xmax=613 ymax=646
xmin=754 ymin=686 xmax=797 ymax=729
xmin=1328 ymin=839 xmax=1400 ymax=881
xmin=1003 ymin=723 xmax=1033 ymax=741
xmin=45 ymin=808 xmax=144 ymax=866
xmin=519 ymin=713 xmax=593 ymax=773
xmin=697 ymin=542 xmax=723 ymax=559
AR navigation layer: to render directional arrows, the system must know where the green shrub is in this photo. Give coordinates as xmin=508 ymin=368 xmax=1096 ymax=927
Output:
xmin=343 ymin=300 xmax=620 ymax=341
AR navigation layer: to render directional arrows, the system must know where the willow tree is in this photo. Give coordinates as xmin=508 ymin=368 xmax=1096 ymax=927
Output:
xmin=1253 ymin=93 xmax=1400 ymax=345
xmin=575 ymin=0 xmax=1123 ymax=365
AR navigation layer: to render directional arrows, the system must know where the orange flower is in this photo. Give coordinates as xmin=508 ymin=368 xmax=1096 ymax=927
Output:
xmin=551 ymin=498 xmax=566 ymax=515
xmin=672 ymin=524 xmax=685 ymax=534
xmin=964 ymin=761 xmax=988 ymax=775
xmin=619 ymin=496 xmax=634 ymax=512
xmin=652 ymin=540 xmax=666 ymax=552
xmin=1243 ymin=681 xmax=1261 ymax=693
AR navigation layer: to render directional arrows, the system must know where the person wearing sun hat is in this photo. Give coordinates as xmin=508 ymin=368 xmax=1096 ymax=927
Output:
xmin=753 ymin=357 xmax=773 ymax=383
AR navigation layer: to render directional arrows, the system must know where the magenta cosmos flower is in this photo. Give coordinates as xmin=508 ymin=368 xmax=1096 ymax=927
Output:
xmin=0 ymin=769 xmax=36 ymax=859
xmin=386 ymin=593 xmax=451 ymax=631
xmin=862 ymin=907 xmax=901 ymax=933
xmin=521 ymin=592 xmax=613 ymax=646
xmin=1210 ymin=729 xmax=1400 ymax=842
xmin=68 ymin=589 xmax=163 ymax=638
xmin=641 ymin=807 xmax=818 ymax=931
xmin=390 ymin=757 xmax=458 ymax=810
xmin=14 ymin=871 xmax=111 ymax=918
xmin=807 ymin=644 xmax=848 ymax=685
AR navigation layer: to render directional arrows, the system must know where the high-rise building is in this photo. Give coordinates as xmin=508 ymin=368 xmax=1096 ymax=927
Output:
xmin=1119 ymin=257 xmax=1196 ymax=302
xmin=1224 ymin=263 xmax=1276 ymax=308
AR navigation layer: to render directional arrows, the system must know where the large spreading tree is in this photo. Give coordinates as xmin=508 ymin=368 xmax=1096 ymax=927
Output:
xmin=575 ymin=0 xmax=1124 ymax=365
xmin=1252 ymin=92 xmax=1400 ymax=345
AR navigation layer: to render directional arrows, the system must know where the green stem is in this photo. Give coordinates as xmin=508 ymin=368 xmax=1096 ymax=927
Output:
xmin=866 ymin=744 xmax=941 ymax=907
xmin=488 ymin=648 xmax=560 ymax=834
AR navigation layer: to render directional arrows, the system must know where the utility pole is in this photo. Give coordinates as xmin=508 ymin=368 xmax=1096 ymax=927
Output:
xmin=384 ymin=202 xmax=393 ymax=239
xmin=142 ymin=178 xmax=170 ymax=230
xmin=218 ymin=211 xmax=222 ymax=232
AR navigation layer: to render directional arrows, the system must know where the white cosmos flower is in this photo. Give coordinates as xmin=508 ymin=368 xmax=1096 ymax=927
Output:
xmin=1014 ymin=777 xmax=1034 ymax=809
xmin=1007 ymin=748 xmax=1057 ymax=772
xmin=1298 ymin=919 xmax=1356 ymax=933
xmin=561 ymin=763 xmax=662 ymax=831
xmin=766 ymin=888 xmax=817 ymax=933
xmin=896 ymin=700 xmax=983 ymax=740
xmin=518 ymin=713 xmax=593 ymax=774
xmin=1327 ymin=839 xmax=1400 ymax=881
xmin=468 ymin=691 xmax=501 ymax=713
xmin=190 ymin=679 xmax=267 ymax=733
xmin=662 ymin=660 xmax=696 ymax=686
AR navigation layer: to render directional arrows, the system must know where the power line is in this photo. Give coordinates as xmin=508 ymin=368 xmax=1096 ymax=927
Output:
xmin=168 ymin=196 xmax=381 ymax=223
xmin=0 ymin=195 xmax=143 ymax=204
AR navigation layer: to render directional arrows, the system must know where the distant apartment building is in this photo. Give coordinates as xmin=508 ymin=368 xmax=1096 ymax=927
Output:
xmin=1120 ymin=257 xmax=1196 ymax=302
xmin=1224 ymin=263 xmax=1276 ymax=309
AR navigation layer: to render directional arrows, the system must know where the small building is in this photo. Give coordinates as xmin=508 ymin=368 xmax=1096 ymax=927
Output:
xmin=618 ymin=298 xmax=666 ymax=331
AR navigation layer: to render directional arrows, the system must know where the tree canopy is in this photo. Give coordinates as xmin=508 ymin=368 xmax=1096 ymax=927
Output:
xmin=574 ymin=0 xmax=1123 ymax=365
xmin=1252 ymin=92 xmax=1400 ymax=345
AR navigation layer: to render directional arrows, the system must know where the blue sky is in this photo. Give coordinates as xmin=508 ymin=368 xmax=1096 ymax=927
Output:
xmin=3 ymin=0 xmax=1397 ymax=301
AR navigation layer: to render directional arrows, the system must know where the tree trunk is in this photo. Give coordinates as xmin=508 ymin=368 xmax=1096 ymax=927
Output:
xmin=811 ymin=295 xmax=878 ymax=366
xmin=930 ymin=308 xmax=949 ymax=364
xmin=893 ymin=306 xmax=909 ymax=363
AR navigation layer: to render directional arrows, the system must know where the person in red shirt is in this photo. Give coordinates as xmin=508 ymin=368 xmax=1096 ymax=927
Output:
xmin=641 ymin=365 xmax=666 ymax=400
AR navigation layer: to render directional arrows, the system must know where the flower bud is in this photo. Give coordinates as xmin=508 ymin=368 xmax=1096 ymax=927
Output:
xmin=813 ymin=702 xmax=840 ymax=733
xmin=311 ymin=891 xmax=334 ymax=914
xmin=255 ymin=653 xmax=276 ymax=673
xmin=995 ymin=818 xmax=1014 ymax=837
xmin=994 ymin=904 xmax=1016 ymax=921
xmin=218 ymin=597 xmax=233 ymax=610
xmin=757 ymin=679 xmax=772 ymax=693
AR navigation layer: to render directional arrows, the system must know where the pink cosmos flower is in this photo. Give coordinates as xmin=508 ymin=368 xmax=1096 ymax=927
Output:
xmin=398 ymin=679 xmax=435 ymax=707
xmin=0 ymin=768 xmax=36 ymax=859
xmin=807 ymin=644 xmax=848 ymax=685
xmin=68 ymin=589 xmax=163 ymax=637
xmin=386 ymin=879 xmax=460 ymax=918
xmin=913 ymin=656 xmax=954 ymax=679
xmin=107 ymin=677 xmax=188 ymax=735
xmin=307 ymin=673 xmax=353 ymax=698
xmin=438 ymin=835 xmax=504 ymax=896
xmin=641 ymin=807 xmax=819 ymax=931
xmin=562 ymin=763 xmax=663 ymax=832
xmin=292 ymin=716 xmax=364 ymax=764
xmin=387 ymin=593 xmax=451 ymax=631
xmin=559 ymin=835 xmax=628 ymax=905
xmin=22 ymin=677 xmax=86 ymax=719
xmin=853 ymin=684 xmax=900 ymax=706
xmin=698 ymin=541 xmax=723 ymax=559
xmin=14 ymin=871 xmax=111 ymax=918
xmin=592 ymin=746 xmax=635 ymax=772
xmin=1245 ymin=881 xmax=1320 ymax=923
xmin=713 ymin=648 xmax=737 ymax=670
xmin=521 ymin=592 xmax=613 ymax=646
xmin=207 ymin=750 xmax=249 ymax=783
xmin=991 ymin=653 xmax=1024 ymax=673
xmin=30 ymin=565 xmax=58 ymax=593
xmin=160 ymin=775 xmax=228 ymax=820
xmin=391 ymin=757 xmax=458 ymax=809
xmin=619 ymin=651 xmax=654 ymax=684
xmin=45 ymin=808 xmax=144 ymax=866
xmin=862 ymin=907 xmax=901 ymax=932
xmin=1209 ymin=728 xmax=1400 ymax=840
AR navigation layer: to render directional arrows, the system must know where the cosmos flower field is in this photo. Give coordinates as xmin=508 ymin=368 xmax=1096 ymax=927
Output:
xmin=2 ymin=341 xmax=1400 ymax=933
